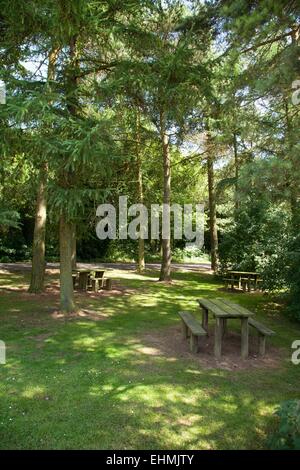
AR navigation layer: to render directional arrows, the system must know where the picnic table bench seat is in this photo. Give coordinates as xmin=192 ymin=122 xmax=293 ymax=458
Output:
xmin=104 ymin=278 xmax=112 ymax=290
xmin=90 ymin=270 xmax=105 ymax=291
xmin=217 ymin=299 xmax=275 ymax=356
xmin=90 ymin=275 xmax=112 ymax=291
xmin=248 ymin=317 xmax=275 ymax=356
xmin=178 ymin=311 xmax=207 ymax=353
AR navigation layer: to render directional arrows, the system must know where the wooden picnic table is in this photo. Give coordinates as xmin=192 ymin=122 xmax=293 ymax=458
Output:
xmin=198 ymin=298 xmax=255 ymax=360
xmin=72 ymin=269 xmax=105 ymax=291
xmin=228 ymin=271 xmax=260 ymax=291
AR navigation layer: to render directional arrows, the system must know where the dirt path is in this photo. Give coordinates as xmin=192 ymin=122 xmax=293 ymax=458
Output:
xmin=0 ymin=261 xmax=211 ymax=274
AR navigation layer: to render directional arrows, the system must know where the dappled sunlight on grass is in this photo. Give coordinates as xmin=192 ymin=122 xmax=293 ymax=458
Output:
xmin=21 ymin=385 xmax=46 ymax=399
xmin=0 ymin=265 xmax=300 ymax=448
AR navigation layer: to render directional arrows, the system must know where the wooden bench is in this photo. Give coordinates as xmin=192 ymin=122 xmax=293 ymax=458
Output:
xmin=90 ymin=270 xmax=105 ymax=292
xmin=90 ymin=275 xmax=112 ymax=292
xmin=103 ymin=278 xmax=112 ymax=290
xmin=178 ymin=311 xmax=207 ymax=353
xmin=248 ymin=318 xmax=275 ymax=356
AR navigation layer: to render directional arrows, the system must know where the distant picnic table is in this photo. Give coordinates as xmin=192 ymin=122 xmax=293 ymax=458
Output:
xmin=72 ymin=268 xmax=112 ymax=291
xmin=224 ymin=271 xmax=262 ymax=292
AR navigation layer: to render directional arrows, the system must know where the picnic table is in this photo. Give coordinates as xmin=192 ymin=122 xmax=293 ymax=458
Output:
xmin=72 ymin=269 xmax=106 ymax=291
xmin=225 ymin=271 xmax=261 ymax=292
xmin=198 ymin=298 xmax=255 ymax=360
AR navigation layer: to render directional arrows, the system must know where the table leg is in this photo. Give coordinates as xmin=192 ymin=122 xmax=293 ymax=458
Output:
xmin=181 ymin=320 xmax=189 ymax=339
xmin=79 ymin=272 xmax=89 ymax=291
xmin=190 ymin=333 xmax=198 ymax=353
xmin=258 ymin=334 xmax=266 ymax=356
xmin=241 ymin=318 xmax=249 ymax=359
xmin=222 ymin=318 xmax=228 ymax=338
xmin=238 ymin=276 xmax=241 ymax=290
xmin=202 ymin=308 xmax=209 ymax=333
xmin=92 ymin=278 xmax=99 ymax=292
xmin=214 ymin=317 xmax=223 ymax=360
xmin=248 ymin=276 xmax=251 ymax=292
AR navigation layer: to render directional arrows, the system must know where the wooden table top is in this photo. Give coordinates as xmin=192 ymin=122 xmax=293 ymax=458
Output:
xmin=229 ymin=271 xmax=259 ymax=276
xmin=73 ymin=269 xmax=105 ymax=273
xmin=73 ymin=269 xmax=92 ymax=273
xmin=198 ymin=298 xmax=255 ymax=319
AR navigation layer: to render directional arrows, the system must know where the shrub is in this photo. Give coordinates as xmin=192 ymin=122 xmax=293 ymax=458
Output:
xmin=268 ymin=400 xmax=300 ymax=450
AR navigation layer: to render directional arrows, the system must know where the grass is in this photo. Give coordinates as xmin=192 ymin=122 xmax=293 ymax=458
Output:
xmin=0 ymin=266 xmax=299 ymax=449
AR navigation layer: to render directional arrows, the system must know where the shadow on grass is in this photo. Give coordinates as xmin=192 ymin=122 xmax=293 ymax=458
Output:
xmin=0 ymin=266 xmax=300 ymax=449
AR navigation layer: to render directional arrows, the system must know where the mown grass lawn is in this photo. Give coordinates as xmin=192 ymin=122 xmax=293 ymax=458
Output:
xmin=0 ymin=266 xmax=299 ymax=450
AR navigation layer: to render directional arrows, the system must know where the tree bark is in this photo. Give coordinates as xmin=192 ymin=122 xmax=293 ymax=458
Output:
xmin=159 ymin=111 xmax=171 ymax=281
xmin=71 ymin=224 xmax=77 ymax=270
xmin=206 ymin=132 xmax=219 ymax=272
xmin=60 ymin=215 xmax=76 ymax=313
xmin=233 ymin=132 xmax=239 ymax=214
xmin=28 ymin=46 xmax=59 ymax=293
xmin=289 ymin=25 xmax=299 ymax=230
xmin=136 ymin=108 xmax=145 ymax=273
xmin=28 ymin=167 xmax=47 ymax=293
xmin=59 ymin=35 xmax=79 ymax=313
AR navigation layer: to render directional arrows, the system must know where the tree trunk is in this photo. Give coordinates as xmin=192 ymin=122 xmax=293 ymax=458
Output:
xmin=233 ymin=132 xmax=239 ymax=214
xmin=59 ymin=35 xmax=79 ymax=313
xmin=28 ymin=167 xmax=47 ymax=293
xmin=206 ymin=132 xmax=219 ymax=272
xmin=289 ymin=25 xmax=299 ymax=230
xmin=285 ymin=100 xmax=298 ymax=227
xmin=28 ymin=46 xmax=59 ymax=293
xmin=60 ymin=215 xmax=76 ymax=313
xmin=136 ymin=108 xmax=145 ymax=273
xmin=71 ymin=224 xmax=77 ymax=270
xmin=159 ymin=111 xmax=171 ymax=281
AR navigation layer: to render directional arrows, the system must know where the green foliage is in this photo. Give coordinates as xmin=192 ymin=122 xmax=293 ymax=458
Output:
xmin=0 ymin=0 xmax=299 ymax=317
xmin=0 ymin=207 xmax=20 ymax=229
xmin=219 ymin=200 xmax=290 ymax=283
xmin=268 ymin=400 xmax=300 ymax=450
xmin=172 ymin=246 xmax=207 ymax=263
xmin=0 ymin=228 xmax=30 ymax=262
xmin=285 ymin=233 xmax=300 ymax=322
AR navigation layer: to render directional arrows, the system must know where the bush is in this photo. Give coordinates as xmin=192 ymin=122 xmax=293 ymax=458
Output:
xmin=172 ymin=246 xmax=207 ymax=263
xmin=268 ymin=400 xmax=300 ymax=450
xmin=0 ymin=229 xmax=30 ymax=262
